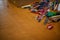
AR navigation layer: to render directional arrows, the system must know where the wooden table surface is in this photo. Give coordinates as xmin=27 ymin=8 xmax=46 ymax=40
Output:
xmin=0 ymin=0 xmax=60 ymax=40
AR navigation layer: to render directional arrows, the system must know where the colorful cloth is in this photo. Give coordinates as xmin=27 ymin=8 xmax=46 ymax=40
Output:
xmin=37 ymin=2 xmax=47 ymax=9
xmin=58 ymin=4 xmax=60 ymax=11
xmin=37 ymin=9 xmax=47 ymax=15
xmin=46 ymin=11 xmax=56 ymax=17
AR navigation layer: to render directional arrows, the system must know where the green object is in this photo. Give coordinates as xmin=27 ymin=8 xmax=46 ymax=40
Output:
xmin=46 ymin=11 xmax=56 ymax=17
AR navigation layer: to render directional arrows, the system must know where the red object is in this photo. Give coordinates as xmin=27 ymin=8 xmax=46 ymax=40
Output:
xmin=36 ymin=9 xmax=47 ymax=15
xmin=47 ymin=24 xmax=53 ymax=30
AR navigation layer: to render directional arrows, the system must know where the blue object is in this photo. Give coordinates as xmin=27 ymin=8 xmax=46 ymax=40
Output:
xmin=46 ymin=0 xmax=49 ymax=2
xmin=37 ymin=2 xmax=47 ymax=9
